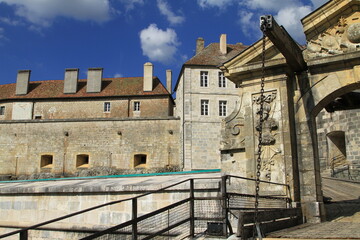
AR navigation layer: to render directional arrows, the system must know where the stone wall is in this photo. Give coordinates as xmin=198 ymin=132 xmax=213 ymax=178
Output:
xmin=0 ymin=117 xmax=180 ymax=176
xmin=317 ymin=108 xmax=360 ymax=180
xmin=0 ymin=96 xmax=173 ymax=121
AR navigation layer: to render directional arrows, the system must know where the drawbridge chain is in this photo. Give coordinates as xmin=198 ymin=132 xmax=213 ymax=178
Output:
xmin=254 ymin=15 xmax=272 ymax=239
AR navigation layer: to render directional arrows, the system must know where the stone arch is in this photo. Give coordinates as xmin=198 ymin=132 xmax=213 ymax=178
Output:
xmin=297 ymin=66 xmax=360 ymax=121
xmin=294 ymin=65 xmax=360 ymax=222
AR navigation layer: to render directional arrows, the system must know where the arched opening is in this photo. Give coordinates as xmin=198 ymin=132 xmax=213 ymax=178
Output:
xmin=134 ymin=154 xmax=147 ymax=168
xmin=76 ymin=154 xmax=89 ymax=168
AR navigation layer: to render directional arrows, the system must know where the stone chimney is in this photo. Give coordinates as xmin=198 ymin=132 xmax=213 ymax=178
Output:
xmin=87 ymin=68 xmax=103 ymax=93
xmin=196 ymin=37 xmax=205 ymax=54
xmin=220 ymin=34 xmax=227 ymax=55
xmin=16 ymin=70 xmax=31 ymax=95
xmin=64 ymin=68 xmax=79 ymax=94
xmin=166 ymin=69 xmax=172 ymax=94
xmin=143 ymin=62 xmax=153 ymax=92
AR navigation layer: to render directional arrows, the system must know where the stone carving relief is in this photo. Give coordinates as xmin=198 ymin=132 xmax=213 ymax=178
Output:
xmin=304 ymin=14 xmax=360 ymax=59
xmin=253 ymin=90 xmax=281 ymax=181
xmin=220 ymin=99 xmax=245 ymax=151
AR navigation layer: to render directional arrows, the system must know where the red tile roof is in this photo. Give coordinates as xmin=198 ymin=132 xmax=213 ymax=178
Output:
xmin=0 ymin=77 xmax=170 ymax=101
xmin=185 ymin=43 xmax=247 ymax=66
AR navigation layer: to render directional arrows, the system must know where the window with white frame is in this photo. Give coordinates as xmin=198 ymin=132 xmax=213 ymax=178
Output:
xmin=219 ymin=101 xmax=227 ymax=117
xmin=218 ymin=72 xmax=226 ymax=88
xmin=0 ymin=106 xmax=5 ymax=115
xmin=201 ymin=100 xmax=209 ymax=116
xmin=200 ymin=71 xmax=208 ymax=87
xmin=104 ymin=102 xmax=111 ymax=112
xmin=134 ymin=101 xmax=140 ymax=111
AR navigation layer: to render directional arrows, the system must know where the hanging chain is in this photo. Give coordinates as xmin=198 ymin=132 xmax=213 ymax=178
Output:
xmin=253 ymin=20 xmax=267 ymax=239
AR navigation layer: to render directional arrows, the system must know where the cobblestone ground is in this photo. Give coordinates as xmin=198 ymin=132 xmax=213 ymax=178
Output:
xmin=266 ymin=177 xmax=360 ymax=239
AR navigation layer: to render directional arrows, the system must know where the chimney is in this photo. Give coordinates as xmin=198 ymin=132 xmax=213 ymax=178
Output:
xmin=166 ymin=69 xmax=172 ymax=94
xmin=16 ymin=70 xmax=31 ymax=95
xmin=220 ymin=34 xmax=227 ymax=55
xmin=196 ymin=37 xmax=204 ymax=54
xmin=64 ymin=68 xmax=79 ymax=94
xmin=87 ymin=68 xmax=103 ymax=93
xmin=143 ymin=62 xmax=153 ymax=92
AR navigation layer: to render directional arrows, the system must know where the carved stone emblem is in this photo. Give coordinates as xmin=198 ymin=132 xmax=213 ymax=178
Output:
xmin=253 ymin=90 xmax=281 ymax=181
xmin=304 ymin=15 xmax=360 ymax=59
xmin=253 ymin=91 xmax=278 ymax=145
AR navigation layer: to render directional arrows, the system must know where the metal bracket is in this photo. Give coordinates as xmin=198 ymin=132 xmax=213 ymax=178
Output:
xmin=260 ymin=15 xmax=273 ymax=31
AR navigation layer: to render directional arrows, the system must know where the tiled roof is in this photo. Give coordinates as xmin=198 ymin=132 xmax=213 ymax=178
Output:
xmin=0 ymin=77 xmax=170 ymax=101
xmin=185 ymin=43 xmax=247 ymax=66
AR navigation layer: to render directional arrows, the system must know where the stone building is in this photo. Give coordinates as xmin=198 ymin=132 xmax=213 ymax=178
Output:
xmin=0 ymin=63 xmax=180 ymax=177
xmin=174 ymin=34 xmax=247 ymax=170
xmin=219 ymin=0 xmax=360 ymax=222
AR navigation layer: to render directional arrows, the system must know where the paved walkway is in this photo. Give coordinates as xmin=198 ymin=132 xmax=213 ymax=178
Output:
xmin=265 ymin=177 xmax=360 ymax=239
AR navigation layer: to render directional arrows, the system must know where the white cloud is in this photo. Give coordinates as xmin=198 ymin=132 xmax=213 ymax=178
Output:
xmin=119 ymin=0 xmax=144 ymax=11
xmin=114 ymin=73 xmax=123 ymax=78
xmin=0 ymin=27 xmax=5 ymax=39
xmin=236 ymin=0 xmax=323 ymax=43
xmin=157 ymin=0 xmax=185 ymax=25
xmin=275 ymin=5 xmax=312 ymax=42
xmin=0 ymin=0 xmax=113 ymax=27
xmin=0 ymin=17 xmax=22 ymax=26
xmin=139 ymin=24 xmax=180 ymax=64
xmin=197 ymin=0 xmax=235 ymax=9
xmin=238 ymin=10 xmax=257 ymax=38
xmin=241 ymin=0 xmax=299 ymax=11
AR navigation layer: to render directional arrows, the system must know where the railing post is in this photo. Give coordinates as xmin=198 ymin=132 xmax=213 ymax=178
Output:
xmin=190 ymin=179 xmax=195 ymax=237
xmin=221 ymin=175 xmax=228 ymax=236
xmin=237 ymin=212 xmax=246 ymax=240
xmin=132 ymin=198 xmax=138 ymax=240
xmin=20 ymin=230 xmax=28 ymax=240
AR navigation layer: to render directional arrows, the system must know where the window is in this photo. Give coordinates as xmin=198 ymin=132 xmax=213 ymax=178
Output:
xmin=76 ymin=154 xmax=89 ymax=168
xmin=219 ymin=101 xmax=227 ymax=116
xmin=134 ymin=154 xmax=147 ymax=168
xmin=200 ymin=71 xmax=208 ymax=87
xmin=104 ymin=102 xmax=111 ymax=112
xmin=201 ymin=100 xmax=209 ymax=116
xmin=218 ymin=72 xmax=226 ymax=88
xmin=41 ymin=155 xmax=53 ymax=168
xmin=0 ymin=106 xmax=5 ymax=115
xmin=134 ymin=101 xmax=140 ymax=111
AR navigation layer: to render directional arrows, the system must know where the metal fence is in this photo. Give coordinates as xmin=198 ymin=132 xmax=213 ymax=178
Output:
xmin=0 ymin=175 xmax=291 ymax=240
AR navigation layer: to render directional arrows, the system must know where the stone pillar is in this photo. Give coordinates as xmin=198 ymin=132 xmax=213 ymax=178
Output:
xmin=220 ymin=34 xmax=227 ymax=55
xmin=64 ymin=68 xmax=79 ymax=94
xmin=87 ymin=68 xmax=103 ymax=93
xmin=166 ymin=69 xmax=172 ymax=94
xmin=16 ymin=70 xmax=31 ymax=95
xmin=295 ymin=100 xmax=326 ymax=223
xmin=143 ymin=62 xmax=153 ymax=92
xmin=196 ymin=37 xmax=204 ymax=55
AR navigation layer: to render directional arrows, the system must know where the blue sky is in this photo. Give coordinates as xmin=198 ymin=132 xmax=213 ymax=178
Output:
xmin=0 ymin=0 xmax=327 ymax=93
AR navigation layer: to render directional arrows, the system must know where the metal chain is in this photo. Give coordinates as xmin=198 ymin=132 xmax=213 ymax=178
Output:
xmin=253 ymin=23 xmax=267 ymax=239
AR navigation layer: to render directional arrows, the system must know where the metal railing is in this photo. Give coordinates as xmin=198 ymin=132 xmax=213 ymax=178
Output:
xmin=0 ymin=175 xmax=292 ymax=239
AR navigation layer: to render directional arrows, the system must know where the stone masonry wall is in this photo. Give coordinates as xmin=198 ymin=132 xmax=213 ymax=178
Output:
xmin=316 ymin=108 xmax=360 ymax=180
xmin=179 ymin=66 xmax=240 ymax=170
xmin=0 ymin=118 xmax=180 ymax=176
xmin=0 ymin=96 xmax=172 ymax=121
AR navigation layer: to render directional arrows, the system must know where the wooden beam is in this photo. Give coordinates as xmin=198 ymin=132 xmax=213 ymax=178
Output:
xmin=261 ymin=15 xmax=307 ymax=73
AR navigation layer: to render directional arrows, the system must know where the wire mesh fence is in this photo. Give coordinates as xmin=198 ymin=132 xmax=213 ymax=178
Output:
xmin=1 ymin=175 xmax=292 ymax=240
